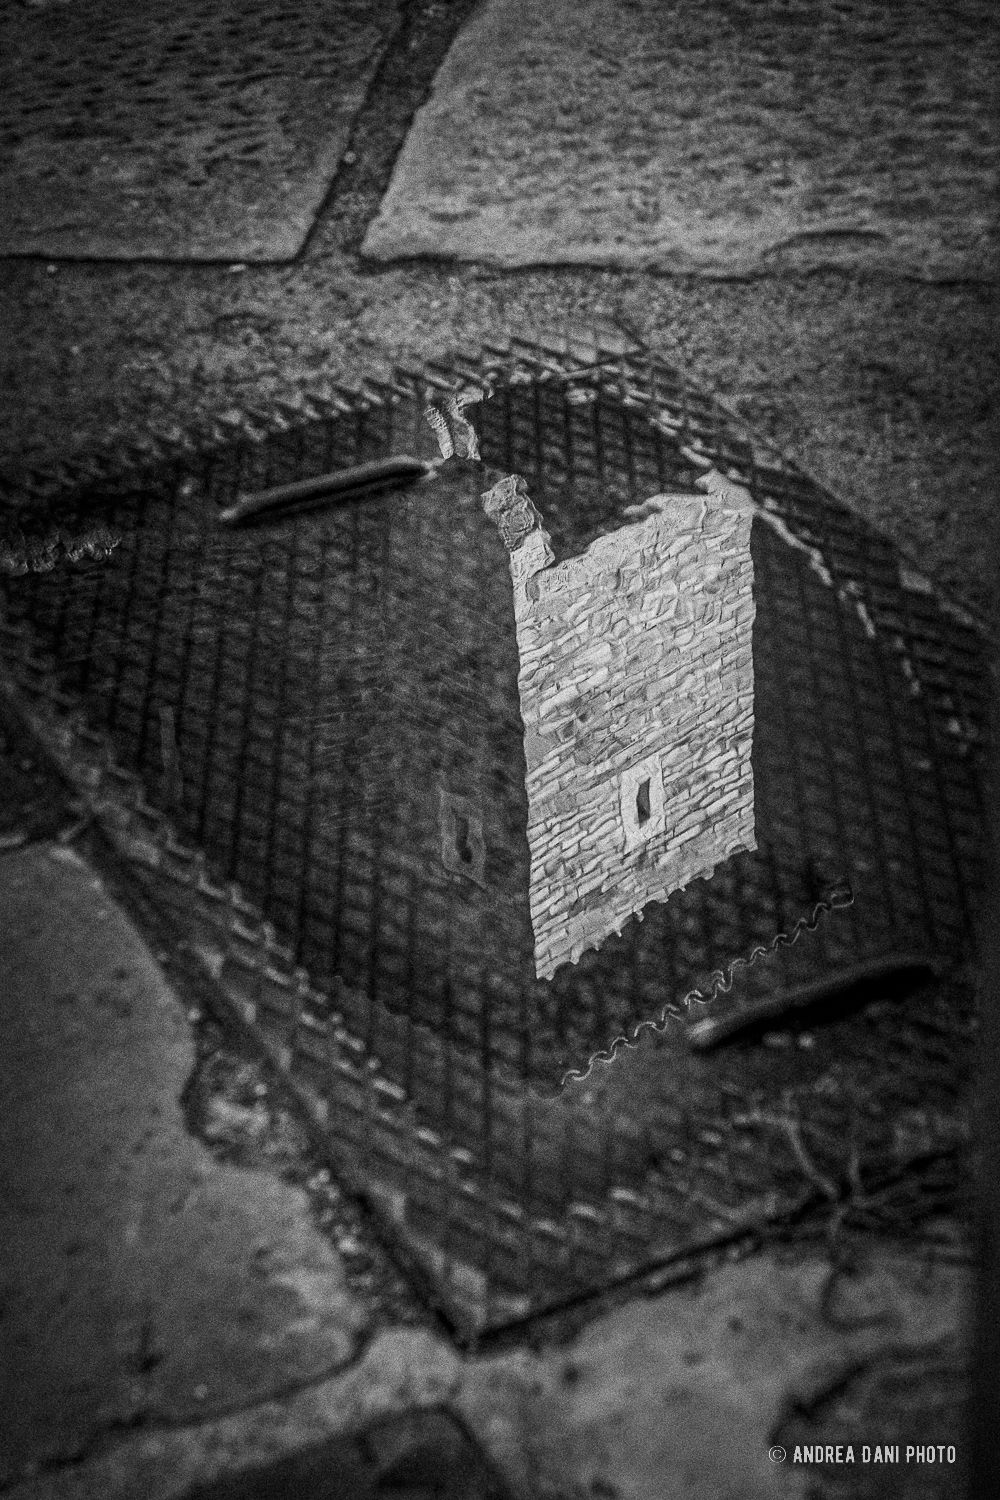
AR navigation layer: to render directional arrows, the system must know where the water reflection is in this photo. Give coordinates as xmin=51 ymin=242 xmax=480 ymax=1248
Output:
xmin=482 ymin=467 xmax=755 ymax=978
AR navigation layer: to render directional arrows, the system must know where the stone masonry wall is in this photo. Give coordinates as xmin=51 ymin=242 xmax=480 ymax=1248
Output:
xmin=484 ymin=472 xmax=756 ymax=979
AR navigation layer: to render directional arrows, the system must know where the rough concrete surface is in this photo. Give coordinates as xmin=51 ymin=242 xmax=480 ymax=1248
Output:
xmin=0 ymin=843 xmax=368 ymax=1490
xmin=4 ymin=1242 xmax=969 ymax=1500
xmin=0 ymin=0 xmax=400 ymax=259
xmin=361 ymin=0 xmax=999 ymax=278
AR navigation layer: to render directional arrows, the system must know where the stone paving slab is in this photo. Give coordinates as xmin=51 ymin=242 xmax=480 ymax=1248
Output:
xmin=181 ymin=1409 xmax=512 ymax=1499
xmin=361 ymin=0 xmax=999 ymax=278
xmin=5 ymin=1243 xmax=969 ymax=1500
xmin=0 ymin=841 xmax=368 ymax=1490
xmin=0 ymin=0 xmax=400 ymax=260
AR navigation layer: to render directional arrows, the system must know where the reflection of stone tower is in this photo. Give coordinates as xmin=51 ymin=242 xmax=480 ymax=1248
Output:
xmin=308 ymin=455 xmax=755 ymax=1035
xmin=483 ymin=471 xmax=756 ymax=978
xmin=307 ymin=463 xmax=536 ymax=1027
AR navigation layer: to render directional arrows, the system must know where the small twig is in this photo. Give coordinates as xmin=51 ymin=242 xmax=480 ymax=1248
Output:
xmin=56 ymin=813 xmax=96 ymax=846
xmin=778 ymin=1115 xmax=841 ymax=1202
xmin=734 ymin=1105 xmax=839 ymax=1200
xmin=845 ymin=1124 xmax=877 ymax=1210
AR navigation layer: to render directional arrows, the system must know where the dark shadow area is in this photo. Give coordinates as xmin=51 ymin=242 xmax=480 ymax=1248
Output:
xmin=182 ymin=1408 xmax=512 ymax=1500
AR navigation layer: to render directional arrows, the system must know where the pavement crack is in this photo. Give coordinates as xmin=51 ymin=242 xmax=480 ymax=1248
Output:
xmin=300 ymin=0 xmax=483 ymax=261
xmin=0 ymin=1409 xmax=155 ymax=1494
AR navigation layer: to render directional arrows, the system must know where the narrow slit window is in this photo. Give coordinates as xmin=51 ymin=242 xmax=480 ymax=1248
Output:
xmin=440 ymin=788 xmax=487 ymax=885
xmin=454 ymin=814 xmax=474 ymax=865
xmin=620 ymin=754 xmax=664 ymax=851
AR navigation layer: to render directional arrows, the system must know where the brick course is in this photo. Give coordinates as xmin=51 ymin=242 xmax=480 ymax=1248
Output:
xmin=483 ymin=473 xmax=756 ymax=978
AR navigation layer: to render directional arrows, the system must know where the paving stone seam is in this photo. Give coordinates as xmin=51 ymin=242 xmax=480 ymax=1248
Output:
xmin=0 ymin=0 xmax=484 ymax=271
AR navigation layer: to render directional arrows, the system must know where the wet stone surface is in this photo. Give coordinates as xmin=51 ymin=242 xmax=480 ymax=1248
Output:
xmin=0 ymin=842 xmax=369 ymax=1489
xmin=363 ymin=0 xmax=999 ymax=278
xmin=181 ymin=1407 xmax=513 ymax=1500
xmin=0 ymin=0 xmax=401 ymax=259
xmin=183 ymin=1016 xmax=432 ymax=1337
xmin=0 ymin=350 xmax=985 ymax=1342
